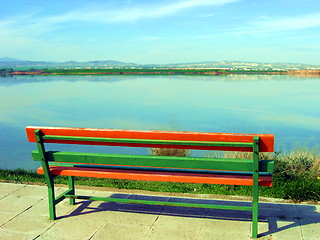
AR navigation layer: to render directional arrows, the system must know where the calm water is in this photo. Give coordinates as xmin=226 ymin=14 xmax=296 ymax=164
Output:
xmin=0 ymin=74 xmax=319 ymax=170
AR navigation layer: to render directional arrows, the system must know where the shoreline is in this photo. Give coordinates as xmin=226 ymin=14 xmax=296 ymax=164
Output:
xmin=5 ymin=69 xmax=320 ymax=76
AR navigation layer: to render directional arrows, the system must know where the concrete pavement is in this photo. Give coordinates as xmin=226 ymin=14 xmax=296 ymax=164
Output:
xmin=0 ymin=182 xmax=319 ymax=240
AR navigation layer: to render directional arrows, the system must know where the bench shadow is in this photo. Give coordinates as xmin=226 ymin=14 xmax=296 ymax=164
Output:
xmin=60 ymin=193 xmax=320 ymax=238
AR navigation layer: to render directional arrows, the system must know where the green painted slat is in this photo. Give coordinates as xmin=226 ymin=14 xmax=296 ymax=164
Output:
xmin=64 ymin=194 xmax=253 ymax=211
xmin=32 ymin=151 xmax=274 ymax=172
xmin=261 ymin=159 xmax=274 ymax=173
xmin=42 ymin=135 xmax=254 ymax=148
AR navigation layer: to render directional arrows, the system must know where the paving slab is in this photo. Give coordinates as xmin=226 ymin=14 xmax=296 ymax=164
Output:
xmin=0 ymin=211 xmax=18 ymax=226
xmin=198 ymin=218 xmax=252 ymax=240
xmin=0 ymin=182 xmax=319 ymax=240
xmin=146 ymin=215 xmax=204 ymax=240
xmin=0 ymin=190 xmax=43 ymax=213
xmin=91 ymin=222 xmax=151 ymax=240
xmin=0 ymin=228 xmax=36 ymax=240
xmin=2 ymin=213 xmax=53 ymax=236
xmin=38 ymin=216 xmax=105 ymax=239
xmin=259 ymin=217 xmax=303 ymax=240
xmin=0 ymin=183 xmax=26 ymax=198
xmin=299 ymin=218 xmax=320 ymax=239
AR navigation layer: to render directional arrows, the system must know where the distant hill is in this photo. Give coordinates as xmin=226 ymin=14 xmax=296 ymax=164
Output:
xmin=158 ymin=61 xmax=320 ymax=70
xmin=0 ymin=59 xmax=139 ymax=68
xmin=0 ymin=57 xmax=22 ymax=62
xmin=0 ymin=58 xmax=319 ymax=70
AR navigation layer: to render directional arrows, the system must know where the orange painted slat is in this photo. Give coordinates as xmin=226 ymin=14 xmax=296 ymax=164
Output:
xmin=26 ymin=126 xmax=274 ymax=152
xmin=37 ymin=166 xmax=273 ymax=187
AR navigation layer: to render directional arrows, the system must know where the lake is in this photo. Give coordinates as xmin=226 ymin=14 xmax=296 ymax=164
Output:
xmin=0 ymin=74 xmax=319 ymax=170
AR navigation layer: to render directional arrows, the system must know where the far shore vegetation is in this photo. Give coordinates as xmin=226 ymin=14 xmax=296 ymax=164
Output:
xmin=1 ymin=67 xmax=320 ymax=77
xmin=1 ymin=149 xmax=319 ymax=202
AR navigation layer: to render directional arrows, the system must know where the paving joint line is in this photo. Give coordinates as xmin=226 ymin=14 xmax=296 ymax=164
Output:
xmin=141 ymin=198 xmax=170 ymax=240
xmin=142 ymin=215 xmax=160 ymax=240
xmin=195 ymin=208 xmax=209 ymax=239
xmin=31 ymin=195 xmax=81 ymax=239
xmin=0 ymin=196 xmax=47 ymax=228
xmin=0 ymin=183 xmax=27 ymax=200
xmin=297 ymin=217 xmax=305 ymax=240
xmin=87 ymin=221 xmax=109 ymax=240
xmin=33 ymin=220 xmax=59 ymax=238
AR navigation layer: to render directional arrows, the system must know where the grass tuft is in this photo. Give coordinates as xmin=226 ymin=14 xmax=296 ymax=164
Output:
xmin=277 ymin=150 xmax=320 ymax=179
xmin=148 ymin=148 xmax=191 ymax=157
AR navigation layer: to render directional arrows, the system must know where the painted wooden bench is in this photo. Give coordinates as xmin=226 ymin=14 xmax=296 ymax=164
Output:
xmin=26 ymin=126 xmax=274 ymax=238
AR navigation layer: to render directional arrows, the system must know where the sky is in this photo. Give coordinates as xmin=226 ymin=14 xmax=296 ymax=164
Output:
xmin=0 ymin=0 xmax=319 ymax=64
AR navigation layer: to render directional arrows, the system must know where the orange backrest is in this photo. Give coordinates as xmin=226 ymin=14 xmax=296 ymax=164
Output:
xmin=26 ymin=126 xmax=274 ymax=152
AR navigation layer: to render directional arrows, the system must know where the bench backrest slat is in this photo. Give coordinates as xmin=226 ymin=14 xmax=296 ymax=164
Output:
xmin=32 ymin=151 xmax=274 ymax=173
xmin=26 ymin=126 xmax=274 ymax=152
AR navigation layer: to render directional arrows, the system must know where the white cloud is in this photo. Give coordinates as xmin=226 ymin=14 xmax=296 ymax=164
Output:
xmin=258 ymin=13 xmax=320 ymax=31
xmin=0 ymin=0 xmax=240 ymax=61
xmin=235 ymin=12 xmax=320 ymax=34
xmin=42 ymin=0 xmax=239 ymax=24
xmin=0 ymin=0 xmax=239 ymax=39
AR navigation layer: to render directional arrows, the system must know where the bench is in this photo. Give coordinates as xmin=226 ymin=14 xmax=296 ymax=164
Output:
xmin=26 ymin=126 xmax=274 ymax=238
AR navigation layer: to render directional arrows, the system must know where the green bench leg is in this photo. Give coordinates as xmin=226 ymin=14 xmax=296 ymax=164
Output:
xmin=35 ymin=129 xmax=57 ymax=220
xmin=252 ymin=194 xmax=258 ymax=238
xmin=47 ymin=180 xmax=56 ymax=220
xmin=47 ymin=176 xmax=75 ymax=219
xmin=68 ymin=176 xmax=75 ymax=205
xmin=252 ymin=136 xmax=259 ymax=238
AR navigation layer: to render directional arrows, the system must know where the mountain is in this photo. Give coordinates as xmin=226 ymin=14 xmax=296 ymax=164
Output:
xmin=0 ymin=58 xmax=139 ymax=68
xmin=0 ymin=57 xmax=22 ymax=62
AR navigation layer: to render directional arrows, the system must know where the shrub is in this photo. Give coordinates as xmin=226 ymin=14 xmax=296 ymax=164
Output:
xmin=148 ymin=148 xmax=191 ymax=157
xmin=275 ymin=150 xmax=320 ymax=179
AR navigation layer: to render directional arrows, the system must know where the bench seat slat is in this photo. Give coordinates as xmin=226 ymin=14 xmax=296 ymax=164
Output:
xmin=37 ymin=166 xmax=273 ymax=187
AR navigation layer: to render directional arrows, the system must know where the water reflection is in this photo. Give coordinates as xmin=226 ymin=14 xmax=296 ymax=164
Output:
xmin=1 ymin=74 xmax=319 ymax=85
xmin=0 ymin=75 xmax=319 ymax=169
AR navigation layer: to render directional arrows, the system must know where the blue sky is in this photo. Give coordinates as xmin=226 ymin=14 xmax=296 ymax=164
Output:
xmin=0 ymin=0 xmax=319 ymax=64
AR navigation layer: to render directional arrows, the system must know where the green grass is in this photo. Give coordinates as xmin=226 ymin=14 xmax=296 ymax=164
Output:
xmin=2 ymin=67 xmax=289 ymax=76
xmin=41 ymin=68 xmax=227 ymax=75
xmin=1 ymin=150 xmax=319 ymax=202
xmin=13 ymin=68 xmax=283 ymax=75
